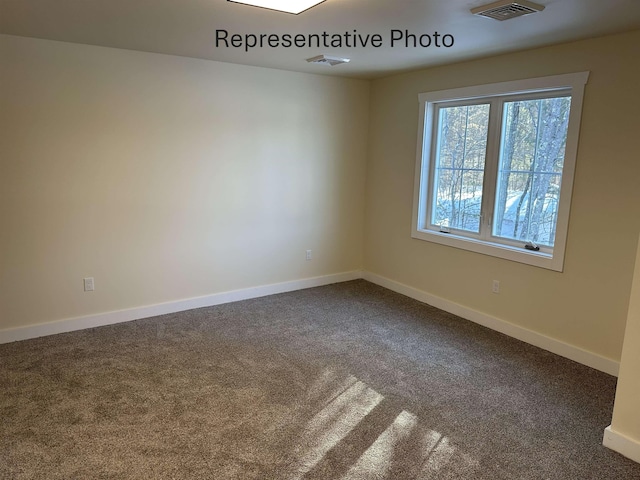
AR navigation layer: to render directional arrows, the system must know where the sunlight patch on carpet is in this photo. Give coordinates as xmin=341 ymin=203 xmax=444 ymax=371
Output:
xmin=342 ymin=409 xmax=418 ymax=478
xmin=292 ymin=379 xmax=384 ymax=477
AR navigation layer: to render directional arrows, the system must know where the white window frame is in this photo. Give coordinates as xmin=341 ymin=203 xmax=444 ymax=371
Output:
xmin=412 ymin=72 xmax=589 ymax=272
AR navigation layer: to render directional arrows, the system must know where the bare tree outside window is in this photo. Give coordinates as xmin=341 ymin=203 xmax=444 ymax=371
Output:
xmin=431 ymin=96 xmax=571 ymax=246
xmin=433 ymin=104 xmax=490 ymax=233
xmin=493 ymin=97 xmax=571 ymax=246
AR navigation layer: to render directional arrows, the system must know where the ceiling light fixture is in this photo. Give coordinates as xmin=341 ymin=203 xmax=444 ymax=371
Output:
xmin=227 ymin=0 xmax=326 ymax=15
xmin=471 ymin=0 xmax=545 ymax=21
xmin=306 ymin=55 xmax=350 ymax=66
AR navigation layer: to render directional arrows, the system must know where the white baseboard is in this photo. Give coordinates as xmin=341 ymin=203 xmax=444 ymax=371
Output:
xmin=0 ymin=271 xmax=361 ymax=344
xmin=603 ymin=426 xmax=640 ymax=464
xmin=1 ymin=269 xmax=621 ymax=378
xmin=361 ymin=271 xmax=620 ymax=377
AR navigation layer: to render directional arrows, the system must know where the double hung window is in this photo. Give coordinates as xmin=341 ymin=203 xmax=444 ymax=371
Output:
xmin=412 ymin=73 xmax=589 ymax=271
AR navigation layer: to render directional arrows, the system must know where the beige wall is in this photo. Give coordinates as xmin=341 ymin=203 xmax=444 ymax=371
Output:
xmin=3 ymin=29 xmax=640 ymax=367
xmin=0 ymin=35 xmax=369 ymax=332
xmin=364 ymin=30 xmax=640 ymax=362
xmin=611 ymin=236 xmax=640 ymax=440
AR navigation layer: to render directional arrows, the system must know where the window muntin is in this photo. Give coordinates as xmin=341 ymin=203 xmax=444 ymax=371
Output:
xmin=412 ymin=73 xmax=589 ymax=271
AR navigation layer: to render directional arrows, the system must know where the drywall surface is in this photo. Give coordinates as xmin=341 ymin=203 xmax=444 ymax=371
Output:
xmin=364 ymin=30 xmax=640 ymax=362
xmin=0 ymin=34 xmax=369 ymax=332
xmin=611 ymin=236 xmax=640 ymax=441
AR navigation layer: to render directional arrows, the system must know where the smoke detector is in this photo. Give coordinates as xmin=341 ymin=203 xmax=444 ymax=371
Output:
xmin=306 ymin=55 xmax=351 ymax=66
xmin=471 ymin=0 xmax=545 ymax=21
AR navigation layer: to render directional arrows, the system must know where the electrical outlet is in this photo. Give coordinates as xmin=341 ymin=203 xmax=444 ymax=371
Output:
xmin=492 ymin=280 xmax=500 ymax=294
xmin=84 ymin=277 xmax=95 ymax=292
xmin=306 ymin=250 xmax=312 ymax=261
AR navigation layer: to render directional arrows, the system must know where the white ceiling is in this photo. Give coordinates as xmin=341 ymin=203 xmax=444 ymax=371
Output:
xmin=2 ymin=0 xmax=640 ymax=78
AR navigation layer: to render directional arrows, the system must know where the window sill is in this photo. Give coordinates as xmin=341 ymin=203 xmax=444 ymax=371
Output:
xmin=411 ymin=228 xmax=564 ymax=272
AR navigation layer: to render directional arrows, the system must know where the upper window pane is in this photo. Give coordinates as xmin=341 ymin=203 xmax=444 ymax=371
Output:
xmin=432 ymin=104 xmax=490 ymax=233
xmin=493 ymin=96 xmax=571 ymax=246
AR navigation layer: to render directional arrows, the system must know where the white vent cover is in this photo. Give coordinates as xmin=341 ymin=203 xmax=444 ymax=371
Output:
xmin=471 ymin=0 xmax=545 ymax=21
xmin=306 ymin=55 xmax=351 ymax=66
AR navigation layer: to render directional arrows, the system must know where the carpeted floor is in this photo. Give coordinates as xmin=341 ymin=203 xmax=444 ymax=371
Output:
xmin=1 ymin=280 xmax=639 ymax=479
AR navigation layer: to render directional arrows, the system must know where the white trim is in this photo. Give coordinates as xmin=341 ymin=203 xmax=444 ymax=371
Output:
xmin=0 ymin=271 xmax=361 ymax=344
xmin=603 ymin=426 xmax=640 ymax=464
xmin=418 ymin=72 xmax=590 ymax=104
xmin=361 ymin=271 xmax=619 ymax=377
xmin=411 ymin=229 xmax=559 ymax=270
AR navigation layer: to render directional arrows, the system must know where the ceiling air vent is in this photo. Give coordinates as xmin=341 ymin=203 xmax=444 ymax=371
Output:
xmin=471 ymin=0 xmax=545 ymax=21
xmin=306 ymin=55 xmax=351 ymax=66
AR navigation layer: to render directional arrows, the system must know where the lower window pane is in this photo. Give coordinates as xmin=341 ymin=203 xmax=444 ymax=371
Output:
xmin=493 ymin=172 xmax=561 ymax=246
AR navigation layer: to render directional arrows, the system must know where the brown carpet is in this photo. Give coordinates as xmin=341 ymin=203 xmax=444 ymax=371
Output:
xmin=1 ymin=280 xmax=639 ymax=479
